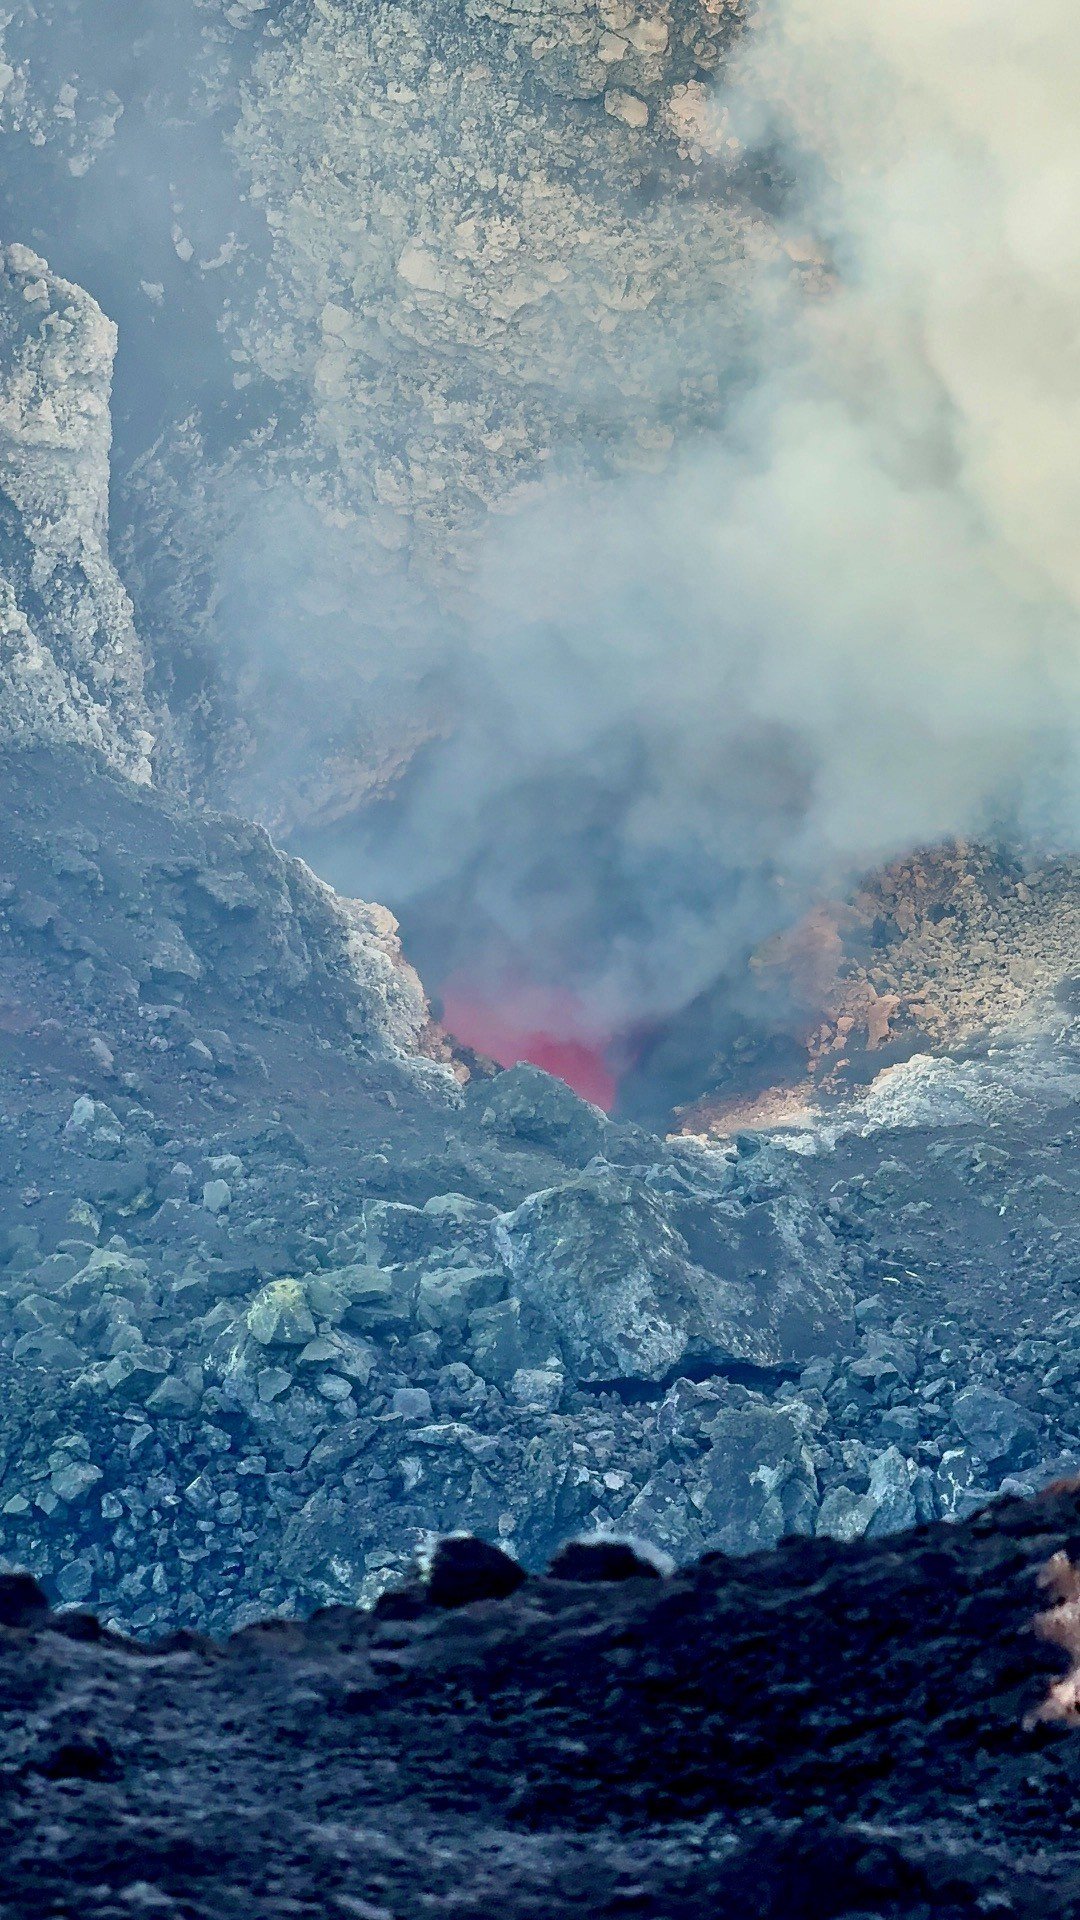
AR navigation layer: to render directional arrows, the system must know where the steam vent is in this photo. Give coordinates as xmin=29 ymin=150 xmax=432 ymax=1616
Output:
xmin=0 ymin=1 xmax=1079 ymax=1914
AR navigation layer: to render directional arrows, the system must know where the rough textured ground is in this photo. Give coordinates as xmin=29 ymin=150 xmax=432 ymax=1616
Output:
xmin=0 ymin=179 xmax=1077 ymax=1640
xmin=1 ymin=0 xmax=1079 ymax=1752
xmin=0 ymin=739 xmax=1078 ymax=1638
xmin=649 ymin=841 xmax=1080 ymax=1129
xmin=3 ymin=1493 xmax=1080 ymax=1919
xmin=0 ymin=743 xmax=854 ymax=1629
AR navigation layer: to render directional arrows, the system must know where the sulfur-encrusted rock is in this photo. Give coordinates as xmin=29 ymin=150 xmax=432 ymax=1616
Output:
xmin=247 ymin=1279 xmax=317 ymax=1348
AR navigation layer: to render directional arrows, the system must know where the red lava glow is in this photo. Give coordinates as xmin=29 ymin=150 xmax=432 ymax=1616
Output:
xmin=441 ymin=978 xmax=618 ymax=1111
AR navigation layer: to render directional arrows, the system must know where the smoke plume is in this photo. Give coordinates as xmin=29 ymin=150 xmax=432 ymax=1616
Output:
xmin=9 ymin=0 xmax=1076 ymax=1075
xmin=325 ymin=0 xmax=1080 ymax=1049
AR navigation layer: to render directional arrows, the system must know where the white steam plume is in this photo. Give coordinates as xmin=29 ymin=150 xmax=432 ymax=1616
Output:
xmin=65 ymin=0 xmax=1073 ymax=1047
xmin=741 ymin=0 xmax=1080 ymax=625
xmin=336 ymin=0 xmax=1076 ymax=1044
xmin=342 ymin=0 xmax=1080 ymax=1038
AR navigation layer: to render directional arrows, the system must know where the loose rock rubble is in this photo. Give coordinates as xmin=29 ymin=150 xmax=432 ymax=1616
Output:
xmin=0 ymin=739 xmax=1078 ymax=1635
xmin=0 ymin=752 xmax=852 ymax=1629
xmin=0 ymin=0 xmax=1078 ymax=1679
xmin=665 ymin=841 xmax=1080 ymax=1128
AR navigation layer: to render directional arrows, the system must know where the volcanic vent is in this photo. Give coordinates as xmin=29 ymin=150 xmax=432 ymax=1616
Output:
xmin=405 ymin=839 xmax=1080 ymax=1130
xmin=439 ymin=975 xmax=621 ymax=1111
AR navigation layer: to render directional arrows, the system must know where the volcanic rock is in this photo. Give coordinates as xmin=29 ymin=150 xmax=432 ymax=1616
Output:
xmin=247 ymin=1279 xmax=318 ymax=1348
xmin=477 ymin=1062 xmax=609 ymax=1163
xmin=1 ymin=1492 xmax=1080 ymax=1916
xmin=0 ymin=244 xmax=152 ymax=779
xmin=692 ymin=1401 xmax=819 ymax=1550
xmin=952 ymin=1384 xmax=1037 ymax=1468
xmin=425 ymin=1533 xmax=525 ymax=1608
xmin=0 ymin=1571 xmax=49 ymax=1628
xmin=0 ymin=242 xmax=1078 ymax=1641
xmin=495 ymin=1162 xmax=853 ymax=1383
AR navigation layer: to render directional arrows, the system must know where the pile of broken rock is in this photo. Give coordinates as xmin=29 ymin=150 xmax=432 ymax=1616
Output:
xmin=3 ymin=902 xmax=1079 ymax=1637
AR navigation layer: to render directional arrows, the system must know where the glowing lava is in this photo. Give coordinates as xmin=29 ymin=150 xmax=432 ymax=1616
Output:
xmin=441 ymin=978 xmax=617 ymax=1111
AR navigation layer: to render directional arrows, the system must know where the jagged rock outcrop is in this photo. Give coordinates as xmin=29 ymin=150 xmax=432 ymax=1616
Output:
xmin=0 ymin=244 xmax=153 ymax=779
xmin=0 ymin=234 xmax=450 ymax=1072
xmin=494 ymin=1162 xmax=851 ymax=1383
xmin=0 ymin=744 xmax=447 ymax=1080
xmin=659 ymin=841 xmax=1080 ymax=1132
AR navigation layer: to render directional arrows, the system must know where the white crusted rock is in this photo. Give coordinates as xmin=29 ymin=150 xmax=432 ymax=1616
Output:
xmin=0 ymin=245 xmax=153 ymax=779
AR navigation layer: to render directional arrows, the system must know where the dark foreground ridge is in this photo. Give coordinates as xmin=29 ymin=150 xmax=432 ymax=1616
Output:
xmin=5 ymin=1491 xmax=1080 ymax=1918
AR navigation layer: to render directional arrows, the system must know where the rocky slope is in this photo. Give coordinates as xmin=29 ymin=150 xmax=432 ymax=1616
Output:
xmin=0 ymin=742 xmax=855 ymax=1627
xmin=0 ymin=69 xmax=878 ymax=1639
xmin=1 ymin=741 xmax=1078 ymax=1635
xmin=652 ymin=840 xmax=1080 ymax=1131
xmin=0 ymin=0 xmax=1078 ymax=1676
xmin=3 ymin=1489 xmax=1080 ymax=1918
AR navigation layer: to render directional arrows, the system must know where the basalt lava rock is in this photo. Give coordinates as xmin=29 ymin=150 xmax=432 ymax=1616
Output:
xmin=425 ymin=1533 xmax=526 ymax=1609
xmin=495 ymin=1164 xmax=853 ymax=1385
xmin=0 ymin=1570 xmax=49 ymax=1629
xmin=546 ymin=1536 xmax=665 ymax=1582
xmin=4 ymin=1489 xmax=1080 ymax=1917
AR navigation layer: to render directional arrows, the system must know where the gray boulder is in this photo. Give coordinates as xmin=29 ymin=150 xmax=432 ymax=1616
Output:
xmin=817 ymin=1447 xmax=919 ymax=1542
xmin=54 ymin=1557 xmax=94 ymax=1604
xmin=509 ymin=1367 xmax=564 ymax=1412
xmin=417 ymin=1264 xmax=505 ymax=1334
xmin=390 ymin=1387 xmax=433 ymax=1421
xmin=463 ymin=1297 xmax=534 ymax=1390
xmin=478 ymin=1064 xmax=608 ymax=1163
xmin=816 ymin=1484 xmax=877 ymax=1543
xmin=693 ymin=1403 xmax=820 ymax=1553
xmin=495 ymin=1164 xmax=852 ymax=1384
xmin=863 ymin=1446 xmax=919 ymax=1538
xmin=620 ymin=1398 xmax=819 ymax=1563
xmin=246 ymin=1279 xmax=318 ymax=1348
xmin=619 ymin=1463 xmax=710 ymax=1567
xmin=951 ymin=1385 xmax=1036 ymax=1466
xmin=50 ymin=1460 xmax=103 ymax=1504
